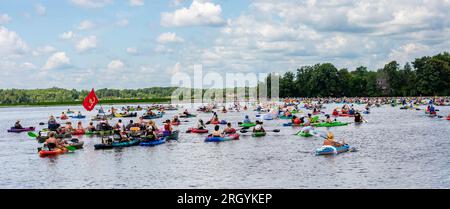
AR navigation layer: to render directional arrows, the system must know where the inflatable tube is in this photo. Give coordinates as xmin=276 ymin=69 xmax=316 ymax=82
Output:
xmin=316 ymin=144 xmax=350 ymax=155
xmin=7 ymin=127 xmax=35 ymax=133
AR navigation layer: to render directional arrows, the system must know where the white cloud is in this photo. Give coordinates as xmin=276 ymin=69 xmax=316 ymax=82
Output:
xmin=116 ymin=18 xmax=129 ymax=27
xmin=0 ymin=13 xmax=12 ymax=24
xmin=126 ymin=47 xmax=138 ymax=54
xmin=70 ymin=0 xmax=113 ymax=8
xmin=32 ymin=45 xmax=56 ymax=56
xmin=0 ymin=26 xmax=29 ymax=59
xmin=60 ymin=31 xmax=75 ymax=40
xmin=129 ymin=0 xmax=144 ymax=6
xmin=169 ymin=62 xmax=182 ymax=75
xmin=20 ymin=62 xmax=37 ymax=70
xmin=107 ymin=59 xmax=125 ymax=70
xmin=75 ymin=35 xmax=97 ymax=52
xmin=42 ymin=52 xmax=70 ymax=70
xmin=154 ymin=45 xmax=173 ymax=53
xmin=388 ymin=43 xmax=432 ymax=65
xmin=77 ymin=20 xmax=95 ymax=30
xmin=157 ymin=32 xmax=184 ymax=43
xmin=161 ymin=0 xmax=225 ymax=27
xmin=35 ymin=4 xmax=46 ymax=16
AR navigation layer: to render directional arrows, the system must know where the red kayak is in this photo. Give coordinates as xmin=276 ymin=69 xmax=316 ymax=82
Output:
xmin=72 ymin=129 xmax=85 ymax=135
xmin=171 ymin=121 xmax=181 ymax=126
xmin=225 ymin=133 xmax=240 ymax=140
xmin=188 ymin=128 xmax=208 ymax=133
xmin=39 ymin=148 xmax=67 ymax=157
xmin=447 ymin=117 xmax=450 ymax=121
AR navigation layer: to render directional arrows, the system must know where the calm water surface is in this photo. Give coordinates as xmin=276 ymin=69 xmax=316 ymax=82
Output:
xmin=0 ymin=104 xmax=449 ymax=188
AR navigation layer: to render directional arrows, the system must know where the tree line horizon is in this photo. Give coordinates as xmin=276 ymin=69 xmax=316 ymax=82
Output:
xmin=0 ymin=52 xmax=449 ymax=105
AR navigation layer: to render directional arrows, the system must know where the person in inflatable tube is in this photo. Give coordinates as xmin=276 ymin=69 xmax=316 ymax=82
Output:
xmin=323 ymin=132 xmax=345 ymax=147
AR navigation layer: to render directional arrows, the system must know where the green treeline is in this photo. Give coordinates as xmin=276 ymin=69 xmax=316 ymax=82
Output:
xmin=266 ymin=52 xmax=450 ymax=97
xmin=0 ymin=87 xmax=177 ymax=105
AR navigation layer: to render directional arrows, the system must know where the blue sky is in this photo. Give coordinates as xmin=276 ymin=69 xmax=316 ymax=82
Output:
xmin=1 ymin=0 xmax=449 ymax=89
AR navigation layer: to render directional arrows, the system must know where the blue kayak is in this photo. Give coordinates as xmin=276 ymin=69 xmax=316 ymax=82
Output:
xmin=140 ymin=137 xmax=166 ymax=146
xmin=142 ymin=113 xmax=163 ymax=119
xmin=316 ymin=144 xmax=350 ymax=155
xmin=70 ymin=115 xmax=86 ymax=119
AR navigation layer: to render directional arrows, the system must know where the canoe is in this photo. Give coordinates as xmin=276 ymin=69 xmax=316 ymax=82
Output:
xmin=297 ymin=132 xmax=313 ymax=137
xmin=313 ymin=122 xmax=349 ymax=127
xmin=39 ymin=148 xmax=68 ymax=157
xmin=316 ymin=144 xmax=350 ymax=155
xmin=140 ymin=137 xmax=166 ymax=146
xmin=7 ymin=127 xmax=35 ymax=133
xmin=239 ymin=123 xmax=256 ymax=128
xmin=69 ymin=115 xmax=86 ymax=119
xmin=251 ymin=132 xmax=266 ymax=137
xmin=188 ymin=128 xmax=208 ymax=133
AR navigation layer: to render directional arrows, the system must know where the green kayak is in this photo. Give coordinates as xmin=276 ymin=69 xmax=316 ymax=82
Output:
xmin=85 ymin=130 xmax=114 ymax=136
xmin=297 ymin=132 xmax=313 ymax=137
xmin=239 ymin=123 xmax=256 ymax=128
xmin=252 ymin=132 xmax=266 ymax=137
xmin=313 ymin=121 xmax=349 ymax=127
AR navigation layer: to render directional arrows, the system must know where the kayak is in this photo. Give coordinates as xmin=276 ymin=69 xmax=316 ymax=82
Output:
xmin=205 ymin=133 xmax=240 ymax=142
xmin=297 ymin=132 xmax=313 ymax=137
xmin=239 ymin=123 xmax=256 ymax=128
xmin=263 ymin=114 xmax=275 ymax=120
xmin=163 ymin=130 xmax=179 ymax=141
xmin=363 ymin=111 xmax=370 ymax=114
xmin=316 ymin=144 xmax=350 ymax=155
xmin=188 ymin=128 xmax=209 ymax=133
xmin=67 ymin=140 xmax=84 ymax=149
xmin=95 ymin=138 xmax=140 ymax=150
xmin=66 ymin=111 xmax=75 ymax=114
xmin=313 ymin=121 xmax=349 ymax=127
xmin=179 ymin=114 xmax=196 ymax=118
xmin=447 ymin=117 xmax=450 ymax=121
xmin=142 ymin=113 xmax=163 ymax=119
xmin=69 ymin=115 xmax=86 ymax=119
xmin=279 ymin=115 xmax=293 ymax=119
xmin=171 ymin=121 xmax=181 ymax=126
xmin=71 ymin=129 xmax=85 ymax=135
xmin=7 ymin=127 xmax=35 ymax=133
xmin=252 ymin=132 xmax=266 ymax=137
xmin=39 ymin=148 xmax=68 ymax=157
xmin=211 ymin=120 xmax=227 ymax=125
xmin=140 ymin=137 xmax=166 ymax=146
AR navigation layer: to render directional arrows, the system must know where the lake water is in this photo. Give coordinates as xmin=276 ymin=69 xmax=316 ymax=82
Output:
xmin=0 ymin=104 xmax=449 ymax=188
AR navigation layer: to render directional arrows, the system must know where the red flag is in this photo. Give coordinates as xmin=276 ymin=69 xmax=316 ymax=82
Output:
xmin=83 ymin=89 xmax=99 ymax=111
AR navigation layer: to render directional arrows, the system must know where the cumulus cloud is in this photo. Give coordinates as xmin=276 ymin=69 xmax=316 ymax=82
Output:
xmin=161 ymin=0 xmax=225 ymax=27
xmin=21 ymin=62 xmax=37 ymax=70
xmin=126 ymin=47 xmax=138 ymax=55
xmin=129 ymin=0 xmax=144 ymax=6
xmin=60 ymin=31 xmax=75 ymax=40
xmin=42 ymin=52 xmax=70 ymax=70
xmin=0 ymin=26 xmax=29 ymax=58
xmin=0 ymin=13 xmax=12 ymax=24
xmin=116 ymin=18 xmax=129 ymax=27
xmin=70 ymin=0 xmax=113 ymax=8
xmin=32 ymin=45 xmax=56 ymax=56
xmin=107 ymin=59 xmax=125 ymax=70
xmin=75 ymin=35 xmax=97 ymax=52
xmin=35 ymin=4 xmax=46 ymax=16
xmin=157 ymin=32 xmax=184 ymax=43
xmin=77 ymin=20 xmax=95 ymax=30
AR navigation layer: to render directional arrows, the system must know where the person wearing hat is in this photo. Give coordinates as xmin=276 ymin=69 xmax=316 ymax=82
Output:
xmin=323 ymin=132 xmax=345 ymax=147
xmin=14 ymin=120 xmax=23 ymax=129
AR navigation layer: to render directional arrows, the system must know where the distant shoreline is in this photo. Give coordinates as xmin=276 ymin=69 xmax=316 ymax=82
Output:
xmin=0 ymin=98 xmax=172 ymax=108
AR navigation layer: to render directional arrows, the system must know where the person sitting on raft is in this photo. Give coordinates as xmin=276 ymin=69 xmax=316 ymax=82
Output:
xmin=291 ymin=116 xmax=302 ymax=125
xmin=212 ymin=125 xmax=221 ymax=137
xmin=114 ymin=119 xmax=125 ymax=132
xmin=429 ymin=105 xmax=436 ymax=115
xmin=64 ymin=122 xmax=74 ymax=134
xmin=301 ymin=125 xmax=314 ymax=134
xmin=223 ymin=123 xmax=236 ymax=134
xmin=146 ymin=109 xmax=156 ymax=116
xmin=143 ymin=127 xmax=157 ymax=141
xmin=243 ymin=115 xmax=251 ymax=124
xmin=14 ymin=120 xmax=23 ymax=129
xmin=197 ymin=119 xmax=206 ymax=130
xmin=253 ymin=121 xmax=265 ymax=133
xmin=182 ymin=109 xmax=190 ymax=116
xmin=172 ymin=115 xmax=180 ymax=124
xmin=163 ymin=119 xmax=172 ymax=136
xmin=284 ymin=110 xmax=292 ymax=117
xmin=87 ymin=122 xmax=96 ymax=132
xmin=323 ymin=132 xmax=345 ymax=147
xmin=349 ymin=108 xmax=355 ymax=115
xmin=332 ymin=108 xmax=339 ymax=116
xmin=325 ymin=115 xmax=333 ymax=123
xmin=148 ymin=120 xmax=159 ymax=133
xmin=222 ymin=106 xmax=227 ymax=113
xmin=210 ymin=113 xmax=219 ymax=123
xmin=77 ymin=111 xmax=83 ymax=117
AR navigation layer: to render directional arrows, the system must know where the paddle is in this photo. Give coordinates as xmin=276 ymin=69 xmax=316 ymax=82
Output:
xmin=240 ymin=129 xmax=280 ymax=133
xmin=28 ymin=131 xmax=38 ymax=138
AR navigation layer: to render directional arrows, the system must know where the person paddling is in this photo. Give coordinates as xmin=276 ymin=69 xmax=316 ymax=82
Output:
xmin=223 ymin=123 xmax=236 ymax=134
xmin=323 ymin=132 xmax=345 ymax=147
xmin=212 ymin=125 xmax=221 ymax=137
xmin=197 ymin=119 xmax=206 ymax=130
xmin=14 ymin=120 xmax=23 ymax=129
xmin=354 ymin=111 xmax=366 ymax=123
xmin=252 ymin=121 xmax=265 ymax=133
xmin=163 ymin=119 xmax=172 ymax=136
xmin=243 ymin=115 xmax=251 ymax=124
